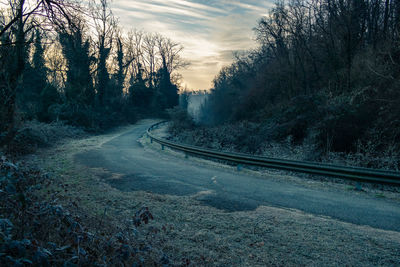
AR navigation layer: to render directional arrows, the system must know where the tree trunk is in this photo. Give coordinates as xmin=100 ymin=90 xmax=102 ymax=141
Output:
xmin=0 ymin=0 xmax=26 ymax=148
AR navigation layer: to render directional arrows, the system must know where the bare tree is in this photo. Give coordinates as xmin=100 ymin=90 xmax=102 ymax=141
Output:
xmin=155 ymin=34 xmax=188 ymax=74
xmin=0 ymin=0 xmax=77 ymax=38
xmin=110 ymin=29 xmax=135 ymax=99
xmin=125 ymin=29 xmax=144 ymax=80
xmin=0 ymin=0 xmax=74 ymax=146
xmin=142 ymin=32 xmax=157 ymax=87
xmin=90 ymin=0 xmax=116 ymax=105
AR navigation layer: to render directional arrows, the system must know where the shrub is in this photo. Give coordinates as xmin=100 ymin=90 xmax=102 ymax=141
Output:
xmin=0 ymin=156 xmax=157 ymax=266
xmin=254 ymin=95 xmax=324 ymax=145
xmin=167 ymin=106 xmax=195 ymax=135
xmin=315 ymin=96 xmax=375 ymax=153
xmin=6 ymin=121 xmax=85 ymax=156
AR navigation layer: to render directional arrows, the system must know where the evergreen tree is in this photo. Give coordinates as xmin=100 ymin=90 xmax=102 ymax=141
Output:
xmin=32 ymin=30 xmax=61 ymax=121
xmin=114 ymin=38 xmax=124 ymax=100
xmin=19 ymin=30 xmax=50 ymax=119
xmin=39 ymin=84 xmax=60 ymax=122
xmin=154 ymin=58 xmax=178 ymax=110
xmin=0 ymin=0 xmax=26 ymax=140
xmin=32 ymin=31 xmax=47 ymax=78
xmin=108 ymin=37 xmax=125 ymax=108
xmin=59 ymin=26 xmax=94 ymax=105
xmin=129 ymin=63 xmax=152 ymax=109
xmin=97 ymin=44 xmax=110 ymax=105
xmin=92 ymin=0 xmax=115 ymax=106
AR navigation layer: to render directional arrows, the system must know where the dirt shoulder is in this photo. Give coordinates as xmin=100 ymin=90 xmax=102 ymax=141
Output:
xmin=24 ymin=120 xmax=400 ymax=266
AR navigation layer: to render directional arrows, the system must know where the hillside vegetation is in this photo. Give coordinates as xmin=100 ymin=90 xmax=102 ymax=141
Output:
xmin=1 ymin=0 xmax=184 ymax=151
xmin=0 ymin=1 xmax=184 ymax=264
xmin=172 ymin=0 xmax=400 ymax=170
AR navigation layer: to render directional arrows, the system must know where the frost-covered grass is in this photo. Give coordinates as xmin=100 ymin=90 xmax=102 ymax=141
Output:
xmin=0 ymin=155 xmax=157 ymax=266
xmin=27 ymin=126 xmax=400 ymax=266
xmin=8 ymin=120 xmax=398 ymax=266
xmin=5 ymin=120 xmax=86 ymax=156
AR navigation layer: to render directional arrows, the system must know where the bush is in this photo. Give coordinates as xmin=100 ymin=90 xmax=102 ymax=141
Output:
xmin=37 ymin=85 xmax=61 ymax=122
xmin=46 ymin=101 xmax=140 ymax=132
xmin=0 ymin=156 xmax=158 ymax=266
xmin=167 ymin=106 xmax=195 ymax=135
xmin=240 ymin=94 xmax=324 ymax=146
xmin=6 ymin=120 xmax=85 ymax=156
xmin=315 ymin=96 xmax=375 ymax=153
xmin=55 ymin=103 xmax=97 ymax=129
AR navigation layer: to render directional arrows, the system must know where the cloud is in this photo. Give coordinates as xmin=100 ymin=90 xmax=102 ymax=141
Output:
xmin=113 ymin=0 xmax=216 ymax=20
xmin=229 ymin=1 xmax=274 ymax=13
xmin=149 ymin=0 xmax=226 ymax=14
xmin=111 ymin=0 xmax=275 ymax=90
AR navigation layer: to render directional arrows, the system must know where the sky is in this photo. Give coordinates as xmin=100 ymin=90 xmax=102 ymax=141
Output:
xmin=110 ymin=0 xmax=274 ymax=90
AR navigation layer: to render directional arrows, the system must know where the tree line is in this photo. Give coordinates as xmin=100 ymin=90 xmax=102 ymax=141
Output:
xmin=201 ymin=0 xmax=400 ymax=157
xmin=0 ymin=0 xmax=185 ymax=146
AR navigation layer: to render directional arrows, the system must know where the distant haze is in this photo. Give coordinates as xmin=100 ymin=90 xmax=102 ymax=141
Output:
xmin=111 ymin=0 xmax=274 ymax=90
xmin=187 ymin=92 xmax=208 ymax=122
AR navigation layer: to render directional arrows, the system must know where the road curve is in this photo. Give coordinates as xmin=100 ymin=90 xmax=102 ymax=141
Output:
xmin=74 ymin=120 xmax=400 ymax=232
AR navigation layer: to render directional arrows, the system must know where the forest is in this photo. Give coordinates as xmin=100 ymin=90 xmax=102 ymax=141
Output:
xmin=0 ymin=0 xmax=185 ymax=153
xmin=171 ymin=0 xmax=400 ymax=170
xmin=0 ymin=1 xmax=187 ymax=265
xmin=1 ymin=1 xmax=400 ymax=265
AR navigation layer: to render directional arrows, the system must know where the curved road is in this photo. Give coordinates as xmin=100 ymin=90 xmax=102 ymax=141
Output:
xmin=75 ymin=120 xmax=400 ymax=232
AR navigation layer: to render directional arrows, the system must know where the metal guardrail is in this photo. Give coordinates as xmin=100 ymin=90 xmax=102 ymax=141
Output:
xmin=147 ymin=121 xmax=400 ymax=185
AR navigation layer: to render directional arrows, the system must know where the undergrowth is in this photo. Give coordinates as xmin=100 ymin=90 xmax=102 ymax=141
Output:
xmin=167 ymin=120 xmax=400 ymax=171
xmin=6 ymin=120 xmax=86 ymax=156
xmin=0 ymin=155 xmax=166 ymax=266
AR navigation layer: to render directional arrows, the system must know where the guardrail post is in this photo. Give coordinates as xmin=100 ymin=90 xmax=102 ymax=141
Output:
xmin=237 ymin=164 xmax=242 ymax=171
xmin=150 ymin=137 xmax=153 ymax=143
xmin=161 ymin=144 xmax=164 ymax=150
xmin=355 ymin=182 xmax=362 ymax=191
xmin=185 ymin=152 xmax=188 ymax=159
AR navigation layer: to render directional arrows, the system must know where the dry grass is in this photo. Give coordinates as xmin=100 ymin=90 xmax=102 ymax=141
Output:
xmin=23 ymin=123 xmax=400 ymax=266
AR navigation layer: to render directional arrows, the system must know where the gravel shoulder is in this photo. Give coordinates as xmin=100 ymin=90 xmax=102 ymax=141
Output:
xmin=24 ymin=120 xmax=400 ymax=266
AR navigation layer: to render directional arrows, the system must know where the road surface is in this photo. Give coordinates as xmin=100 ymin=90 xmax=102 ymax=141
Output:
xmin=74 ymin=120 xmax=400 ymax=232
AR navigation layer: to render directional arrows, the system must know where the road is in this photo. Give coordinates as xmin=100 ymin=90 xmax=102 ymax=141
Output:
xmin=74 ymin=120 xmax=400 ymax=232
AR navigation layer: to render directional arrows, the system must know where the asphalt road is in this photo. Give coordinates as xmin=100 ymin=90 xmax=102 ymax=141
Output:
xmin=74 ymin=120 xmax=400 ymax=232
